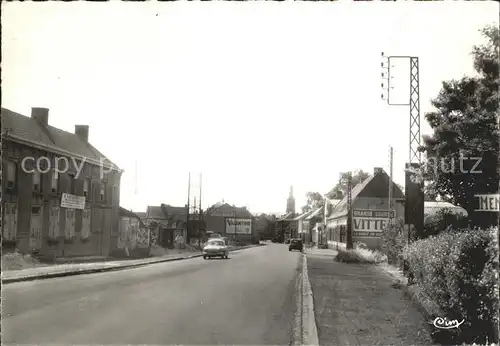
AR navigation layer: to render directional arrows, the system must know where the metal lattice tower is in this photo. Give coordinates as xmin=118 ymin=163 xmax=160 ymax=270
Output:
xmin=381 ymin=53 xmax=421 ymax=165
xmin=409 ymin=57 xmax=421 ymax=164
xmin=381 ymin=53 xmax=424 ymax=244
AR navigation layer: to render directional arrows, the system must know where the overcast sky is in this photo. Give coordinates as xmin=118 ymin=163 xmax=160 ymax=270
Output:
xmin=3 ymin=2 xmax=497 ymax=214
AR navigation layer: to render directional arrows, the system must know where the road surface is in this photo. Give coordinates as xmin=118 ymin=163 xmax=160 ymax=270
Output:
xmin=3 ymin=244 xmax=302 ymax=345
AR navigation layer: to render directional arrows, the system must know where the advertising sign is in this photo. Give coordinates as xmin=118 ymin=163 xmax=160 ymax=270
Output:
xmin=352 ymin=209 xmax=392 ymax=238
xmin=225 ymin=218 xmax=252 ymax=234
xmin=61 ymin=193 xmax=86 ymax=210
xmin=475 ymin=194 xmax=499 ymax=212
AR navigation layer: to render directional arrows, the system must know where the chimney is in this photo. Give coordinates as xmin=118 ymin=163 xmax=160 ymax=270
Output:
xmin=374 ymin=167 xmax=383 ymax=175
xmin=75 ymin=125 xmax=89 ymax=142
xmin=31 ymin=107 xmax=49 ymax=126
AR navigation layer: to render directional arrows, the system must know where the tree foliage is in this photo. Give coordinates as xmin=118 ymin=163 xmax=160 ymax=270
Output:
xmin=421 ymin=25 xmax=499 ymax=228
xmin=301 ymin=191 xmax=324 ymax=213
xmin=326 ymin=170 xmax=370 ymax=199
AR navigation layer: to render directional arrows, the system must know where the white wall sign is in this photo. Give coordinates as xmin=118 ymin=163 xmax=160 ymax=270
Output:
xmin=352 ymin=209 xmax=391 ymax=237
xmin=225 ymin=218 xmax=252 ymax=234
xmin=61 ymin=193 xmax=86 ymax=210
xmin=475 ymin=194 xmax=499 ymax=212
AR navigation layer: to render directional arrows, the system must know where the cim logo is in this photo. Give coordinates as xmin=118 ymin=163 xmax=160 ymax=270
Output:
xmin=433 ymin=317 xmax=465 ymax=330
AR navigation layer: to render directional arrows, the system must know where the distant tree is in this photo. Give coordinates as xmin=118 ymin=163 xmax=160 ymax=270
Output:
xmin=326 ymin=170 xmax=370 ymax=199
xmin=421 ymin=25 xmax=499 ymax=228
xmin=301 ymin=191 xmax=324 ymax=213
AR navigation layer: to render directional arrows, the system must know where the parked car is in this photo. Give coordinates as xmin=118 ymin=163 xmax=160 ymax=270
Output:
xmin=289 ymin=238 xmax=303 ymax=252
xmin=203 ymin=239 xmax=229 ymax=259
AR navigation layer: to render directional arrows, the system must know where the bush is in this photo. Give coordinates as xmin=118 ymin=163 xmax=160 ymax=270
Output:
xmin=423 ymin=208 xmax=469 ymax=238
xmin=380 ymin=218 xmax=407 ymax=265
xmin=402 ymin=227 xmax=499 ymax=344
xmin=335 ymin=247 xmax=386 ymax=264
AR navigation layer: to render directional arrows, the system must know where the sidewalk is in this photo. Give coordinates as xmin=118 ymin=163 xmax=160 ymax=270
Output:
xmin=306 ymin=251 xmax=435 ymax=345
xmin=2 ymin=244 xmax=263 ymax=284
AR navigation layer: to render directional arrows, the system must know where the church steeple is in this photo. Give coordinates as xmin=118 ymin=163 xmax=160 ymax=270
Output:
xmin=286 ymin=185 xmax=296 ymax=215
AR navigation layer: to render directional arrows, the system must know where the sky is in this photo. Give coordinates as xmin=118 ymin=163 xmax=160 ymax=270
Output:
xmin=2 ymin=2 xmax=498 ymax=215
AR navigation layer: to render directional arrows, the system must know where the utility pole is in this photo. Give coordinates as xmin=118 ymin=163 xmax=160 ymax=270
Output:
xmin=199 ymin=173 xmax=203 ymax=244
xmin=346 ymin=172 xmax=354 ymax=250
xmin=186 ymin=172 xmax=191 ymax=244
xmin=388 ymin=146 xmax=394 ymax=226
xmin=194 ymin=195 xmax=198 ymax=249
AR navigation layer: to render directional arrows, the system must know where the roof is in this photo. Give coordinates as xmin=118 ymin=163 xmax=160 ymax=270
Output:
xmin=205 ymin=203 xmax=254 ymax=218
xmin=2 ymin=108 xmax=120 ymax=170
xmin=277 ymin=212 xmax=295 ymax=221
xmin=424 ymin=201 xmax=468 ymax=217
xmin=146 ymin=206 xmax=166 ymax=219
xmin=305 ymin=206 xmax=324 ymax=220
xmin=119 ymin=207 xmax=146 ymax=228
xmin=328 ymin=168 xmax=404 ymax=220
xmin=142 ymin=218 xmax=184 ymax=229
xmin=293 ymin=210 xmax=315 ymax=221
xmin=135 ymin=212 xmax=147 ymax=219
xmin=329 ymin=175 xmax=374 ymax=219
xmin=146 ymin=204 xmax=187 ymax=221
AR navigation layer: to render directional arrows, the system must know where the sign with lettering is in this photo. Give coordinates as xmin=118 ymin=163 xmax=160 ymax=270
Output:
xmin=60 ymin=193 xmax=86 ymax=210
xmin=225 ymin=218 xmax=252 ymax=234
xmin=352 ymin=209 xmax=392 ymax=237
xmin=353 ymin=209 xmax=395 ymax=218
xmin=475 ymin=194 xmax=499 ymax=212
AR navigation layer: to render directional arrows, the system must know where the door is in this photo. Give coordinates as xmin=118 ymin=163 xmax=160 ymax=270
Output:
xmin=4 ymin=203 xmax=18 ymax=241
xmin=49 ymin=204 xmax=60 ymax=239
xmin=65 ymin=208 xmax=76 ymax=240
xmin=81 ymin=209 xmax=91 ymax=240
xmin=30 ymin=206 xmax=43 ymax=250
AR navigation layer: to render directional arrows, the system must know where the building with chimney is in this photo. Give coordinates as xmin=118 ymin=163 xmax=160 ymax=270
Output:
xmin=325 ymin=167 xmax=405 ymax=249
xmin=204 ymin=202 xmax=257 ymax=244
xmin=1 ymin=107 xmax=122 ymax=259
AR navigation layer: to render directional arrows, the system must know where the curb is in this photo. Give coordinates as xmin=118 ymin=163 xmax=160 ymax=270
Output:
xmin=301 ymin=255 xmax=320 ymax=346
xmin=2 ymin=244 xmax=265 ymax=284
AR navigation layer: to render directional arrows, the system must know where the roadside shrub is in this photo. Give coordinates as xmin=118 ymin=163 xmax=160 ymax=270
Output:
xmin=335 ymin=247 xmax=386 ymax=264
xmin=423 ymin=208 xmax=469 ymax=238
xmin=402 ymin=227 xmax=499 ymax=344
xmin=380 ymin=217 xmax=407 ymax=265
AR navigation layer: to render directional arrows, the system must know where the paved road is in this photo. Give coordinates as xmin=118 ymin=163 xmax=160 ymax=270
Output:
xmin=3 ymin=244 xmax=302 ymax=345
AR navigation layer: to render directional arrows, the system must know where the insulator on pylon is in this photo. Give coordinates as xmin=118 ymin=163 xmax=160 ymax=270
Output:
xmin=381 ymin=72 xmax=385 ymax=77
xmin=381 ymin=52 xmax=384 ymax=56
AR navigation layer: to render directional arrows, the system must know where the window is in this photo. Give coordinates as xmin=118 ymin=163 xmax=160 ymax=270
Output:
xmin=51 ymin=171 xmax=59 ymax=193
xmin=100 ymin=184 xmax=105 ymax=202
xmin=112 ymin=185 xmax=117 ymax=205
xmin=32 ymin=206 xmax=42 ymax=214
xmin=6 ymin=161 xmax=16 ymax=189
xmin=69 ymin=174 xmax=76 ymax=194
xmin=83 ymin=179 xmax=90 ymax=198
xmin=33 ymin=171 xmax=41 ymax=192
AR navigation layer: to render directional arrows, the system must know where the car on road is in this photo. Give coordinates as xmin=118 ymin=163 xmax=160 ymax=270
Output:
xmin=203 ymin=239 xmax=229 ymax=259
xmin=289 ymin=239 xmax=303 ymax=252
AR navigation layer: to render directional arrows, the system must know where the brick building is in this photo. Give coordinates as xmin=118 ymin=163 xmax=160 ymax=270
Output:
xmin=204 ymin=202 xmax=257 ymax=244
xmin=1 ymin=107 xmax=122 ymax=259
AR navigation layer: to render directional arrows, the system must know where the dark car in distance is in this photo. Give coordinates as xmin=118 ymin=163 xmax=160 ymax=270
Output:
xmin=289 ymin=239 xmax=303 ymax=252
